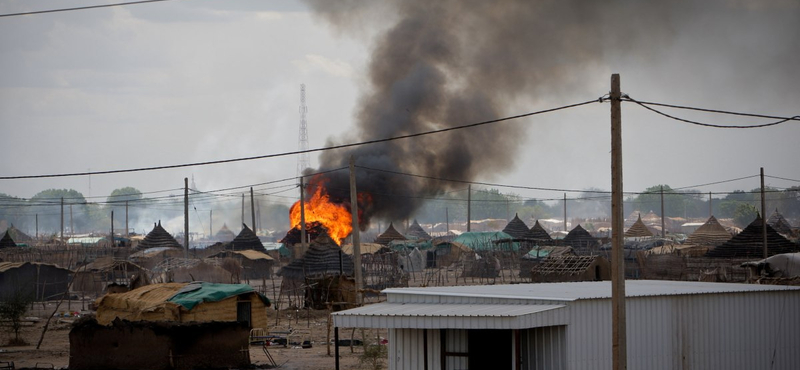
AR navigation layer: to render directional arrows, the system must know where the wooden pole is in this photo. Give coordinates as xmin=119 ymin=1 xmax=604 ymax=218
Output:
xmin=210 ymin=210 xmax=213 ymax=239
xmin=709 ymin=192 xmax=712 ymax=217
xmin=69 ymin=205 xmax=73 ymax=236
xmin=125 ymin=201 xmax=129 ymax=239
xmin=250 ymin=187 xmax=256 ymax=233
xmin=660 ymin=186 xmax=665 ymax=238
xmin=610 ymin=73 xmax=627 ymax=370
xmin=300 ymin=176 xmax=308 ymax=256
xmin=111 ymin=210 xmax=114 ymax=247
xmin=349 ymin=156 xmax=363 ymax=305
xmin=563 ymin=193 xmax=567 ymax=232
xmin=467 ymin=185 xmax=471 ymax=232
xmin=241 ymin=193 xmax=245 ymax=228
xmin=761 ymin=167 xmax=767 ymax=258
xmin=184 ymin=177 xmax=189 ymax=258
xmin=60 ymin=197 xmax=64 ymax=242
xmin=35 ymin=214 xmax=38 ymax=240
xmin=445 ymin=208 xmax=449 ymax=235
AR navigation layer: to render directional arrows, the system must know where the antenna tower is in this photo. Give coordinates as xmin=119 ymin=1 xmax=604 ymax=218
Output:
xmin=297 ymin=84 xmax=310 ymax=177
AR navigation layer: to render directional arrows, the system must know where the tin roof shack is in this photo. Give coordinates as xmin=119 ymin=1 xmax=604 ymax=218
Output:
xmin=332 ymin=281 xmax=800 ymax=370
xmin=70 ymin=318 xmax=251 ymax=370
xmin=0 ymin=262 xmax=72 ymax=301
xmin=95 ymin=282 xmax=270 ymax=328
xmin=207 ymin=249 xmax=274 ymax=280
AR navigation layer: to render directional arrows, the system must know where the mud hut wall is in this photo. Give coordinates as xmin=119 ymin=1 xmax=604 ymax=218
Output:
xmin=69 ymin=319 xmax=250 ymax=370
xmin=96 ymin=300 xmax=181 ymax=325
xmin=180 ymin=293 xmax=268 ymax=330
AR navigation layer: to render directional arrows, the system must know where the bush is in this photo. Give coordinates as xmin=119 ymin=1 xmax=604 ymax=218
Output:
xmin=0 ymin=288 xmax=34 ymax=345
xmin=359 ymin=343 xmax=388 ymax=370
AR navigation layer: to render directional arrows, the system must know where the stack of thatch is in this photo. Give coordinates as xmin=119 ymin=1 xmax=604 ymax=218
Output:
xmin=406 ymin=219 xmax=432 ymax=240
xmin=767 ymin=209 xmax=794 ymax=236
xmin=136 ymin=221 xmax=183 ymax=250
xmin=683 ymin=216 xmax=732 ymax=247
xmin=563 ymin=225 xmax=597 ymax=250
xmin=524 ymin=220 xmax=553 ymax=243
xmin=278 ymin=232 xmax=354 ymax=280
xmin=624 ymin=215 xmax=653 ymax=238
xmin=706 ymin=216 xmax=799 ymax=258
xmin=214 ymin=223 xmax=236 ymax=243
xmin=375 ymin=223 xmax=407 ymax=245
xmin=230 ymin=224 xmax=265 ymax=252
xmin=502 ymin=214 xmax=530 ymax=239
xmin=0 ymin=230 xmax=17 ymax=248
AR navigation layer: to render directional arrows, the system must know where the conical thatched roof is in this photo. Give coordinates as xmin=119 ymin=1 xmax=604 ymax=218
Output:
xmin=406 ymin=219 xmax=432 ymax=240
xmin=278 ymin=231 xmax=354 ymax=280
xmin=230 ymin=224 xmax=265 ymax=252
xmin=214 ymin=223 xmax=236 ymax=242
xmin=0 ymin=231 xmax=17 ymax=248
xmin=767 ymin=209 xmax=794 ymax=236
xmin=705 ymin=215 xmax=799 ymax=258
xmin=502 ymin=214 xmax=529 ymax=239
xmin=4 ymin=224 xmax=32 ymax=242
xmin=524 ymin=220 xmax=553 ymax=242
xmin=684 ymin=216 xmax=732 ymax=247
xmin=136 ymin=221 xmax=182 ymax=250
xmin=624 ymin=215 xmax=653 ymax=238
xmin=375 ymin=223 xmax=407 ymax=245
xmin=563 ymin=224 xmax=597 ymax=249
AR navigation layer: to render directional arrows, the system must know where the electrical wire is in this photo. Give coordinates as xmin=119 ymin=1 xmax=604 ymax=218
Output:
xmin=765 ymin=175 xmax=800 ymax=184
xmin=621 ymin=95 xmax=800 ymax=128
xmin=0 ymin=0 xmax=184 ymax=18
xmin=0 ymin=99 xmax=600 ymax=180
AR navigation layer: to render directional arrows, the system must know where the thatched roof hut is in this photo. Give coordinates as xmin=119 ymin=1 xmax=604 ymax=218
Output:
xmin=2 ymin=224 xmax=32 ymax=243
xmin=624 ymin=215 xmax=653 ymax=238
xmin=563 ymin=224 xmax=598 ymax=251
xmin=502 ymin=214 xmax=529 ymax=239
xmin=207 ymin=249 xmax=274 ymax=280
xmin=524 ymin=220 xmax=553 ymax=243
xmin=136 ymin=221 xmax=182 ymax=250
xmin=375 ymin=223 xmax=407 ymax=245
xmin=214 ymin=223 xmax=236 ymax=243
xmin=683 ymin=216 xmax=732 ymax=247
xmin=278 ymin=232 xmax=355 ymax=280
xmin=0 ymin=230 xmax=17 ymax=248
xmin=767 ymin=209 xmax=794 ymax=236
xmin=230 ymin=224 xmax=265 ymax=252
xmin=406 ymin=219 xmax=432 ymax=240
xmin=706 ymin=215 xmax=799 ymax=258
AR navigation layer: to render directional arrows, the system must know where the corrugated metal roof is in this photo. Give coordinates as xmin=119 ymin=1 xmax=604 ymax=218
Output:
xmin=334 ymin=303 xmax=563 ymax=318
xmin=382 ymin=280 xmax=800 ymax=302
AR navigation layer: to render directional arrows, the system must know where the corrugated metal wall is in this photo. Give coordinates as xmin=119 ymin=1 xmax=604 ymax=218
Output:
xmin=390 ymin=328 xmax=441 ymax=370
xmin=521 ymin=326 xmax=567 ymax=370
xmin=566 ymin=291 xmax=800 ymax=370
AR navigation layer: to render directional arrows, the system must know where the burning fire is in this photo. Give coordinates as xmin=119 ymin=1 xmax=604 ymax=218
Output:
xmin=289 ymin=177 xmax=353 ymax=245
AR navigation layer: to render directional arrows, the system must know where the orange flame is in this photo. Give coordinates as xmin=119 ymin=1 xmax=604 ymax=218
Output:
xmin=289 ymin=178 xmax=352 ymax=245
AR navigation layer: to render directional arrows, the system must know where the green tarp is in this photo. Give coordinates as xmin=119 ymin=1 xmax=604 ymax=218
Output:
xmin=168 ymin=282 xmax=270 ymax=310
xmin=452 ymin=231 xmax=519 ymax=251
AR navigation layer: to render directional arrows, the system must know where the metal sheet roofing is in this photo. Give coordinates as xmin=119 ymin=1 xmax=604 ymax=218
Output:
xmin=381 ymin=280 xmax=800 ymax=302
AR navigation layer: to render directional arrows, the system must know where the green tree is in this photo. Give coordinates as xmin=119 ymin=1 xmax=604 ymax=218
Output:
xmin=0 ymin=288 xmax=34 ymax=345
xmin=30 ymin=189 xmax=89 ymax=234
xmin=733 ymin=203 xmax=758 ymax=228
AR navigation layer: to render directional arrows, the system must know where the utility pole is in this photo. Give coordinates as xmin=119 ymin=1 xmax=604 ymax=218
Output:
xmin=241 ymin=194 xmax=245 ymax=228
xmin=69 ymin=205 xmax=73 ymax=236
xmin=210 ymin=210 xmax=213 ymax=239
xmin=125 ymin=201 xmax=129 ymax=239
xmin=660 ymin=186 xmax=665 ymax=238
xmin=445 ymin=208 xmax=449 ymax=235
xmin=250 ymin=187 xmax=256 ymax=233
xmin=60 ymin=197 xmax=64 ymax=242
xmin=610 ymin=73 xmax=627 ymax=370
xmin=184 ymin=177 xmax=189 ymax=258
xmin=761 ymin=167 xmax=767 ymax=258
xmin=35 ymin=214 xmax=38 ymax=240
xmin=467 ymin=185 xmax=472 ymax=232
xmin=111 ymin=211 xmax=114 ymax=246
xmin=299 ymin=176 xmax=308 ymax=257
xmin=563 ymin=193 xmax=567 ymax=232
xmin=349 ymin=156 xmax=363 ymax=305
xmin=708 ymin=192 xmax=712 ymax=218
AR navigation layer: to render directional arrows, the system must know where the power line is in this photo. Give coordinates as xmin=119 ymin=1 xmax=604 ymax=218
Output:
xmin=765 ymin=175 xmax=800 ymax=184
xmin=0 ymin=0 xmax=184 ymax=18
xmin=621 ymin=95 xmax=800 ymax=128
xmin=0 ymin=99 xmax=600 ymax=180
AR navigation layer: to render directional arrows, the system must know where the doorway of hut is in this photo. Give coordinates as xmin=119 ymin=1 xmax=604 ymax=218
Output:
xmin=468 ymin=329 xmax=512 ymax=369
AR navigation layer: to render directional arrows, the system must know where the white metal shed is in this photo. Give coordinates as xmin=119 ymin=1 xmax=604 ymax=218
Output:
xmin=332 ymin=280 xmax=800 ymax=370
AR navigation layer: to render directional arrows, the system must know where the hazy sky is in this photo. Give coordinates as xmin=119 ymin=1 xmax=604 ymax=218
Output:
xmin=1 ymin=0 xmax=798 ymax=211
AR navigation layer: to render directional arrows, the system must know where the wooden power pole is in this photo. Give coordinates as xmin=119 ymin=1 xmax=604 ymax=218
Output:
xmin=250 ymin=187 xmax=256 ymax=233
xmin=300 ymin=176 xmax=308 ymax=256
xmin=610 ymin=73 xmax=627 ymax=370
xmin=563 ymin=193 xmax=567 ymax=232
xmin=349 ymin=156 xmax=363 ymax=305
xmin=761 ymin=167 xmax=767 ymax=258
xmin=467 ymin=185 xmax=472 ymax=232
xmin=60 ymin=197 xmax=64 ymax=241
xmin=184 ymin=177 xmax=189 ymax=258
xmin=660 ymin=186 xmax=665 ymax=238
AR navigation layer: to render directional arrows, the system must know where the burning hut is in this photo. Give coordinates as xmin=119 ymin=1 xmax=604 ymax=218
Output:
xmin=563 ymin=224 xmax=599 ymax=253
xmin=706 ymin=215 xmax=799 ymax=258
xmin=230 ymin=224 xmax=266 ymax=252
xmin=277 ymin=232 xmax=357 ymax=310
xmin=624 ymin=215 xmax=654 ymax=238
xmin=502 ymin=214 xmax=530 ymax=239
xmin=214 ymin=223 xmax=236 ymax=243
xmin=405 ymin=219 xmax=432 ymax=240
xmin=375 ymin=223 xmax=407 ymax=245
xmin=136 ymin=221 xmax=183 ymax=251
